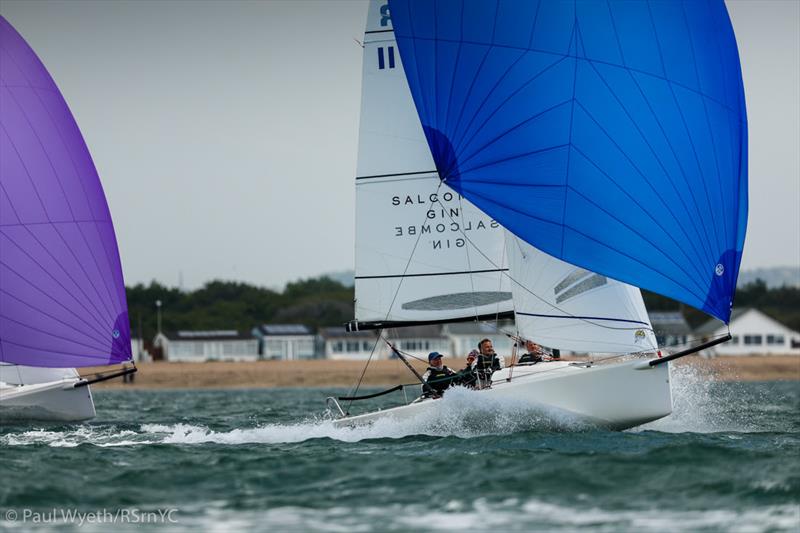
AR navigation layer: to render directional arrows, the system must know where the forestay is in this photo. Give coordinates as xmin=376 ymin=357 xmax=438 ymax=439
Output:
xmin=353 ymin=1 xmax=512 ymax=328
xmin=389 ymin=0 xmax=748 ymax=323
xmin=0 ymin=16 xmax=131 ymax=367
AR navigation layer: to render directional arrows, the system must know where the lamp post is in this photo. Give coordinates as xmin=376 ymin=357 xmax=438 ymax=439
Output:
xmin=155 ymin=300 xmax=162 ymax=334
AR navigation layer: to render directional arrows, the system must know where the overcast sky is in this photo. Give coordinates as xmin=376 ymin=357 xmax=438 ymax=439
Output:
xmin=1 ymin=0 xmax=798 ymax=290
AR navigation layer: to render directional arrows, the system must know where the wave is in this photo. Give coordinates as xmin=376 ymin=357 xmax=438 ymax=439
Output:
xmin=175 ymin=499 xmax=800 ymax=532
xmin=1 ymin=387 xmax=592 ymax=447
xmin=1 ymin=370 xmax=787 ymax=448
xmin=637 ymin=363 xmax=765 ymax=434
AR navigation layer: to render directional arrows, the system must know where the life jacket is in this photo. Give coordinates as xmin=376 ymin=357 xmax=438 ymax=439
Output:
xmin=475 ymin=353 xmax=500 ymax=375
xmin=424 ymin=365 xmax=456 ymax=395
xmin=518 ymin=352 xmax=543 ymax=365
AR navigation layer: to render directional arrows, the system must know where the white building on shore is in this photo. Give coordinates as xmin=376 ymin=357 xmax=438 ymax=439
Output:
xmin=154 ymin=330 xmax=260 ymax=362
xmin=694 ymin=308 xmax=800 ymax=356
xmin=320 ymin=325 xmax=451 ymax=361
xmin=252 ymin=324 xmax=316 ymax=360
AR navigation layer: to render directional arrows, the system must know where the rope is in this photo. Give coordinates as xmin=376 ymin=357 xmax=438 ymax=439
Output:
xmin=347 ymin=182 xmax=445 ymax=404
xmin=345 ymin=330 xmax=384 ymax=414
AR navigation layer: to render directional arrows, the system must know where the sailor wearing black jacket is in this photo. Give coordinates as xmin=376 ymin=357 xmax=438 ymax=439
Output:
xmin=518 ymin=340 xmax=549 ymax=365
xmin=474 ymin=338 xmax=504 ymax=388
xmin=422 ymin=352 xmax=457 ymax=397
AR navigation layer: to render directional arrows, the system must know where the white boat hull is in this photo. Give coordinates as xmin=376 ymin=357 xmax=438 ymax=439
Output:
xmin=0 ymin=378 xmax=96 ymax=422
xmin=334 ymin=358 xmax=672 ymax=431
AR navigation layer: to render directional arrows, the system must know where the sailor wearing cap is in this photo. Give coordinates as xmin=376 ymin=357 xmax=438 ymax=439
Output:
xmin=422 ymin=352 xmax=457 ymax=397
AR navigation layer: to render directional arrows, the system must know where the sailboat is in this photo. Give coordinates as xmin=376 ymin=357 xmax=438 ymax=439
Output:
xmin=330 ymin=0 xmax=746 ymax=430
xmin=0 ymin=16 xmax=135 ymax=421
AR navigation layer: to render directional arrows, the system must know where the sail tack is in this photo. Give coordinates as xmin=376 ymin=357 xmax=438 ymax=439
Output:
xmin=388 ymin=0 xmax=748 ymax=323
xmin=0 ymin=16 xmax=131 ymax=367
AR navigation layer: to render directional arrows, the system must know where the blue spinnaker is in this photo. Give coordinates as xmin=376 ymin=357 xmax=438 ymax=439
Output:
xmin=388 ymin=0 xmax=747 ymax=323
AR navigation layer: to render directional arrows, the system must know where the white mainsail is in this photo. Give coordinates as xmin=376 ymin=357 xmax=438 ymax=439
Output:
xmin=506 ymin=233 xmax=658 ymax=354
xmin=353 ymin=1 xmax=511 ymax=327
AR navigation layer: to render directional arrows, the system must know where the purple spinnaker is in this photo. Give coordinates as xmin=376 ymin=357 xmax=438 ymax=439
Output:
xmin=0 ymin=16 xmax=131 ymax=367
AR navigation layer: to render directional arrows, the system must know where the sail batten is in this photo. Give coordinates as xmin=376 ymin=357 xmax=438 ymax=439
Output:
xmin=0 ymin=16 xmax=131 ymax=367
xmin=389 ymin=0 xmax=747 ymax=323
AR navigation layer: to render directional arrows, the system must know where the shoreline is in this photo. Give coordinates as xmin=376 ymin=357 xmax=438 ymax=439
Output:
xmin=83 ymin=355 xmax=800 ymax=390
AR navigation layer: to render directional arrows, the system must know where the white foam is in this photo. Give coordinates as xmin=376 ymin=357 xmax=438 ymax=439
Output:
xmin=0 ymin=387 xmax=589 ymax=448
xmin=635 ymin=364 xmax=761 ymax=434
xmin=137 ymin=387 xmax=588 ymax=445
xmin=0 ymin=427 xmax=154 ymax=448
xmin=168 ymin=499 xmax=800 ymax=533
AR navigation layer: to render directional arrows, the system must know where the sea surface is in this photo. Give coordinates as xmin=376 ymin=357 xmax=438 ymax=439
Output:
xmin=1 ymin=366 xmax=798 ymax=532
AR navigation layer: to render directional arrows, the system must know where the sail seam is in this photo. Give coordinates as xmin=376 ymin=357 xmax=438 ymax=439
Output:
xmin=442 ymin=0 xmax=464 ymax=145
xmin=0 ymin=286 xmax=110 ymax=349
xmin=681 ymin=0 xmax=730 ymax=250
xmin=570 ymin=100 xmax=711 ymax=283
xmin=395 ymin=33 xmax=741 ymax=115
xmin=7 ymin=58 xmax=122 ymax=320
xmin=459 ymin=143 xmax=569 ymax=176
xmin=51 ymin=222 xmax=119 ymax=325
xmin=645 ymin=0 xmax=721 ymax=267
xmin=0 ymin=333 xmax=119 ymax=362
xmin=515 ymin=312 xmax=649 ymax=326
xmin=583 ymin=59 xmax=717 ymax=272
xmin=2 ymin=51 xmax=122 ymax=330
xmin=355 ymin=268 xmax=508 ymax=280
xmin=449 ymin=47 xmax=529 ymax=159
xmin=565 ymin=185 xmax=710 ymax=304
xmin=0 ymin=230 xmax=116 ymax=339
xmin=452 ymin=54 xmax=570 ymax=166
xmin=560 ymin=15 xmax=580 ymax=257
xmin=2 ymin=226 xmax=115 ymax=329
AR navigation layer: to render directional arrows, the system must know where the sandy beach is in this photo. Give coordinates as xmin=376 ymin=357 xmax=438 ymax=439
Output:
xmin=82 ymin=355 xmax=800 ymax=390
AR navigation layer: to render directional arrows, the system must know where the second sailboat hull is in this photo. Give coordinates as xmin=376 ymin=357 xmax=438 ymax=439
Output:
xmin=0 ymin=378 xmax=96 ymax=422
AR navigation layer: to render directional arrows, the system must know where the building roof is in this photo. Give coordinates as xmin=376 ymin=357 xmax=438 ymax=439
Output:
xmin=648 ymin=311 xmax=692 ymax=335
xmin=161 ymin=330 xmax=254 ymax=341
xmin=257 ymin=324 xmax=312 ymax=336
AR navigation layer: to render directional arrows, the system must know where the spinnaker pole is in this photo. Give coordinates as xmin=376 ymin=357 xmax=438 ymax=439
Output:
xmin=648 ymin=334 xmax=732 ymax=367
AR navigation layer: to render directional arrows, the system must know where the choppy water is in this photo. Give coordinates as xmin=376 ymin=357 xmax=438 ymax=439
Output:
xmin=1 ymin=367 xmax=798 ymax=532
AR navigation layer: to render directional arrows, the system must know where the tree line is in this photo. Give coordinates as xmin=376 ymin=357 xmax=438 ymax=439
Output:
xmin=126 ymin=277 xmax=354 ymax=341
xmin=126 ymin=276 xmax=800 ymax=341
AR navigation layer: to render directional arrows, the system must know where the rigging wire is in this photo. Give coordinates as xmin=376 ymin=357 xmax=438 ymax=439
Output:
xmin=455 ymin=192 xmax=483 ymax=326
xmin=347 ymin=181 xmax=446 ymax=405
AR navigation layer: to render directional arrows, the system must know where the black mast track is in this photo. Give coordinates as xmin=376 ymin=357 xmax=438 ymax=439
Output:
xmin=346 ymin=310 xmax=515 ymax=332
